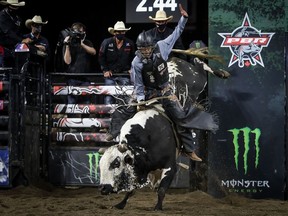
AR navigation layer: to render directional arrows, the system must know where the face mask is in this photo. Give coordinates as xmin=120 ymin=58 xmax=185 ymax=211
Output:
xmin=116 ymin=34 xmax=125 ymax=41
xmin=34 ymin=26 xmax=42 ymax=34
xmin=7 ymin=7 xmax=18 ymax=16
xmin=156 ymin=23 xmax=166 ymax=31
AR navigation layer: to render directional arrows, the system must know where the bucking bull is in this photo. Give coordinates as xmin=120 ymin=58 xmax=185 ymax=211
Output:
xmin=99 ymin=54 xmax=230 ymax=211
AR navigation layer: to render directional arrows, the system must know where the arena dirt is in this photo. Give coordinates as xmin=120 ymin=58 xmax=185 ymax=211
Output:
xmin=1 ymin=183 xmax=288 ymax=216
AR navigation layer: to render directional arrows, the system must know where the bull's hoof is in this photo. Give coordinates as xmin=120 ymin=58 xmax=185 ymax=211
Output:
xmin=154 ymin=202 xmax=163 ymax=211
xmin=154 ymin=206 xmax=163 ymax=211
xmin=214 ymin=69 xmax=230 ymax=79
xmin=100 ymin=184 xmax=113 ymax=195
xmin=114 ymin=202 xmax=126 ymax=209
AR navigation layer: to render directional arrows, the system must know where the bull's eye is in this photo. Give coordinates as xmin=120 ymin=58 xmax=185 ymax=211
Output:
xmin=124 ymin=155 xmax=133 ymax=165
xmin=110 ymin=157 xmax=121 ymax=169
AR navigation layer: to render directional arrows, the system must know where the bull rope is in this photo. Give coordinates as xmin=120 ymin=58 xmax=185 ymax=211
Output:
xmin=116 ymin=95 xmax=173 ymax=108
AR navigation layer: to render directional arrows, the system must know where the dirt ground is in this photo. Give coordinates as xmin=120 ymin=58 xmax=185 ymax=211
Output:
xmin=1 ymin=183 xmax=288 ymax=216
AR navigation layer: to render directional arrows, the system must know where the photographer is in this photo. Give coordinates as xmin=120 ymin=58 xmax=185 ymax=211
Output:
xmin=63 ymin=22 xmax=96 ymax=104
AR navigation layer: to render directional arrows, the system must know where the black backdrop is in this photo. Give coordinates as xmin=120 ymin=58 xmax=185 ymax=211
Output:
xmin=6 ymin=0 xmax=208 ymax=72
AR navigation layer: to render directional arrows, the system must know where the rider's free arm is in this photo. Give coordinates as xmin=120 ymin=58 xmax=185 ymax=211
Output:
xmin=131 ymin=57 xmax=146 ymax=102
xmin=158 ymin=15 xmax=188 ymax=61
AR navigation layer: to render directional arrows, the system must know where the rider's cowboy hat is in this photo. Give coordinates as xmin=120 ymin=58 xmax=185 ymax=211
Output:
xmin=0 ymin=0 xmax=25 ymax=7
xmin=149 ymin=10 xmax=173 ymax=22
xmin=108 ymin=21 xmax=131 ymax=35
xmin=25 ymin=15 xmax=48 ymax=29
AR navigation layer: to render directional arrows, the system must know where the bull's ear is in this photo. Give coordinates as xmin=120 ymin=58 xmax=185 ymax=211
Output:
xmin=117 ymin=143 xmax=128 ymax=153
xmin=124 ymin=155 xmax=133 ymax=165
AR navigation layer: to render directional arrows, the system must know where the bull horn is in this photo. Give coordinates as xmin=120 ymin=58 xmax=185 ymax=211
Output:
xmin=98 ymin=147 xmax=107 ymax=154
xmin=117 ymin=143 xmax=128 ymax=153
xmin=172 ymin=48 xmax=225 ymax=64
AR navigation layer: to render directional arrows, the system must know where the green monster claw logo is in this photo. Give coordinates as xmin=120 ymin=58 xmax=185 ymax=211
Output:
xmin=87 ymin=152 xmax=102 ymax=181
xmin=228 ymin=127 xmax=261 ymax=174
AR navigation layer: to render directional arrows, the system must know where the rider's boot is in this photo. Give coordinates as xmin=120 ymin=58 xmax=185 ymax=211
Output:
xmin=177 ymin=126 xmax=202 ymax=162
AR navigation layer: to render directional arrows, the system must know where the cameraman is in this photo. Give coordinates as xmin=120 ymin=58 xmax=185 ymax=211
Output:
xmin=63 ymin=22 xmax=96 ymax=104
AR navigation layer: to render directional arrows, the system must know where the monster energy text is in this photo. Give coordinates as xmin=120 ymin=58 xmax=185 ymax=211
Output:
xmin=221 ymin=179 xmax=270 ymax=188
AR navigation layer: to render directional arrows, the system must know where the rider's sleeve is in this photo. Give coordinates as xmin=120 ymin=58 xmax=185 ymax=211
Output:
xmin=158 ymin=16 xmax=188 ymax=61
xmin=131 ymin=57 xmax=145 ymax=102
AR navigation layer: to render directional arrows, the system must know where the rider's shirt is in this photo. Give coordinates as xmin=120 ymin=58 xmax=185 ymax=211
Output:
xmin=131 ymin=16 xmax=188 ymax=102
xmin=136 ymin=46 xmax=169 ymax=90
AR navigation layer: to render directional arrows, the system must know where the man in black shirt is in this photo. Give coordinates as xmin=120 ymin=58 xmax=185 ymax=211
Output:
xmin=23 ymin=15 xmax=49 ymax=57
xmin=146 ymin=9 xmax=186 ymax=60
xmin=0 ymin=0 xmax=28 ymax=67
xmin=98 ymin=21 xmax=135 ymax=105
xmin=63 ymin=22 xmax=96 ymax=104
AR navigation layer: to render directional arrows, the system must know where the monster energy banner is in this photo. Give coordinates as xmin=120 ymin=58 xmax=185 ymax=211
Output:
xmin=49 ymin=147 xmax=103 ymax=185
xmin=208 ymin=0 xmax=286 ymax=199
xmin=48 ymin=147 xmax=190 ymax=187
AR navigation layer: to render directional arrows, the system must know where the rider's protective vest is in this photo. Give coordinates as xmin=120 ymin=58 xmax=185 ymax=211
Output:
xmin=137 ymin=46 xmax=169 ymax=89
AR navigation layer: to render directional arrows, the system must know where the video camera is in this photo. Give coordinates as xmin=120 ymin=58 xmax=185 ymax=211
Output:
xmin=60 ymin=28 xmax=86 ymax=46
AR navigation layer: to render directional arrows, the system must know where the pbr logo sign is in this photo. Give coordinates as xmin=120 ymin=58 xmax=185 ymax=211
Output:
xmin=218 ymin=13 xmax=275 ymax=68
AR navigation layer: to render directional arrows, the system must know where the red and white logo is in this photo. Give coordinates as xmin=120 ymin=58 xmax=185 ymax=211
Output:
xmin=218 ymin=13 xmax=274 ymax=68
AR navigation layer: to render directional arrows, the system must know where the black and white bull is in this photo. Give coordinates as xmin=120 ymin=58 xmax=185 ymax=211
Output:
xmin=99 ymin=108 xmax=177 ymax=211
xmin=99 ymin=57 xmax=227 ymax=210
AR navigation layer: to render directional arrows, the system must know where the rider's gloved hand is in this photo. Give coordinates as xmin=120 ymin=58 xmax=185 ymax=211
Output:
xmin=137 ymin=100 xmax=146 ymax=112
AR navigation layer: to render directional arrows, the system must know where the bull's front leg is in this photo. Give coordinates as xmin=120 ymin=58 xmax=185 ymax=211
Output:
xmin=154 ymin=168 xmax=176 ymax=211
xmin=114 ymin=190 xmax=135 ymax=209
xmin=154 ymin=187 xmax=166 ymax=211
